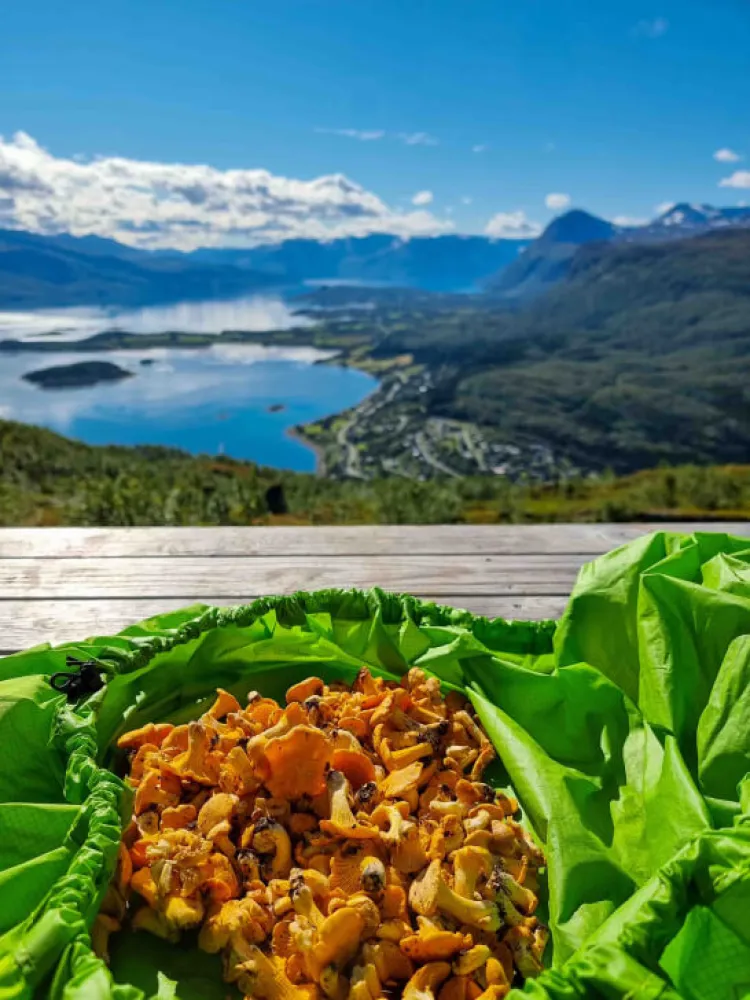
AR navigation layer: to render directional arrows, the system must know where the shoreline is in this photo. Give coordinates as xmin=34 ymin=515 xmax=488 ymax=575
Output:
xmin=286 ymin=425 xmax=327 ymax=477
xmin=5 ymin=319 xmax=390 ymax=478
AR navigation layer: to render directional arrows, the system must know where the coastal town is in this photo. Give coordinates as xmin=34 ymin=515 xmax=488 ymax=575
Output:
xmin=298 ymin=363 xmax=569 ymax=481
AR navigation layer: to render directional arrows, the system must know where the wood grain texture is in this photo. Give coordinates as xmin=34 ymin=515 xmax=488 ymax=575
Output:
xmin=0 ymin=554 xmax=583 ymax=599
xmin=0 ymin=595 xmax=567 ymax=652
xmin=1 ymin=524 xmax=746 ymax=654
xmin=2 ymin=523 xmax=746 ymax=559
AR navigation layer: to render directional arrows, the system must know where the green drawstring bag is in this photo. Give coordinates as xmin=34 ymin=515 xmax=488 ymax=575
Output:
xmin=0 ymin=530 xmax=748 ymax=1000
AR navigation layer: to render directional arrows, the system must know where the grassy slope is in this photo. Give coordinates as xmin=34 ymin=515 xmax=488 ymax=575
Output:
xmin=2 ymin=419 xmax=749 ymax=526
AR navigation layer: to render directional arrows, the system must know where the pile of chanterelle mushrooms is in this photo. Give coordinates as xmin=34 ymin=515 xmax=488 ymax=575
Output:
xmin=97 ymin=667 xmax=548 ymax=1000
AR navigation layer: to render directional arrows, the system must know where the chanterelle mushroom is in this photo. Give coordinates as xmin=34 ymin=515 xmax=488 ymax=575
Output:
xmin=263 ymin=726 xmax=332 ymax=800
xmin=321 ymin=771 xmax=378 ymax=840
xmin=107 ymin=668 xmax=547 ymax=996
xmin=409 ymin=860 xmax=500 ymax=931
xmin=403 ymin=962 xmax=452 ymax=1000
xmin=253 ymin=818 xmax=293 ymax=879
xmin=231 ymin=941 xmax=302 ymax=1000
xmin=309 ymin=906 xmax=365 ymax=996
xmin=401 ymin=917 xmax=472 ymax=962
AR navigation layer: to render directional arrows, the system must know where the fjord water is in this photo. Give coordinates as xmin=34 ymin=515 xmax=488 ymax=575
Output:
xmin=0 ymin=298 xmax=377 ymax=471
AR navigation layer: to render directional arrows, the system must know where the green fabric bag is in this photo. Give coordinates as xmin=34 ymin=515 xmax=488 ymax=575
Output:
xmin=0 ymin=530 xmax=748 ymax=999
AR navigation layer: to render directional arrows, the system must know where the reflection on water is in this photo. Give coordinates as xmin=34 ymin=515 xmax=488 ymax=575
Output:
xmin=0 ymin=315 xmax=375 ymax=471
xmin=0 ymin=295 xmax=308 ymax=343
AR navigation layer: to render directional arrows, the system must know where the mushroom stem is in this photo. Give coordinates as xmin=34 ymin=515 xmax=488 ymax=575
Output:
xmin=486 ymin=868 xmax=537 ymax=915
xmin=435 ymin=882 xmax=499 ymax=931
xmin=253 ymin=819 xmax=293 ymax=879
xmin=403 ymin=962 xmax=452 ymax=1000
xmin=321 ymin=770 xmax=378 ymax=840
xmin=361 ymin=857 xmax=387 ymax=895
xmin=409 ymin=860 xmax=500 ymax=932
xmin=451 ymin=847 xmax=494 ymax=899
xmin=290 ymin=871 xmax=326 ymax=927
xmin=234 ymin=943 xmax=301 ymax=1000
xmin=504 ymin=925 xmax=544 ymax=979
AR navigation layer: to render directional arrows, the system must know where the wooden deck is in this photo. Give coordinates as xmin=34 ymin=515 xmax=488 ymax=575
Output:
xmin=1 ymin=523 xmax=747 ymax=654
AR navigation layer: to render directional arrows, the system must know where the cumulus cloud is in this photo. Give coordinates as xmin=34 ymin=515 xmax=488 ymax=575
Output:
xmin=461 ymin=196 xmax=473 ymax=205
xmin=315 ymin=128 xmax=386 ymax=141
xmin=544 ymin=192 xmax=571 ymax=210
xmin=411 ymin=190 xmax=433 ymax=206
xmin=0 ymin=131 xmax=453 ymax=250
xmin=485 ymin=211 xmax=542 ymax=239
xmin=714 ymin=148 xmax=741 ymax=163
xmin=633 ymin=17 xmax=669 ymax=38
xmin=720 ymin=171 xmax=750 ymax=189
xmin=471 ymin=145 xmax=487 ymax=154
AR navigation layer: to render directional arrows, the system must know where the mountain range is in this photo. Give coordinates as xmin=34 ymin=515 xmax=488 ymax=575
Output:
xmin=0 ymin=228 xmax=275 ymax=310
xmin=1 ymin=202 xmax=749 ymax=310
xmin=487 ymin=203 xmax=750 ymax=301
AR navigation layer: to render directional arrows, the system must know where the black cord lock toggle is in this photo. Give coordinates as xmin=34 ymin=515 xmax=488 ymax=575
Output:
xmin=49 ymin=656 xmax=106 ymax=700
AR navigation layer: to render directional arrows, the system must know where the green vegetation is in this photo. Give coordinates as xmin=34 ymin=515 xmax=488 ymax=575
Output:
xmin=22 ymin=360 xmax=133 ymax=389
xmin=360 ymin=229 xmax=750 ymax=473
xmin=2 ymin=419 xmax=749 ymax=527
xmin=6 ymin=229 xmax=750 ymax=482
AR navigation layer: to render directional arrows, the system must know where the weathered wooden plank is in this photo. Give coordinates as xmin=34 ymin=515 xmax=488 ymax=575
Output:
xmin=2 ymin=524 xmax=745 ymax=559
xmin=0 ymin=555 xmax=582 ymax=600
xmin=0 ymin=595 xmax=567 ymax=653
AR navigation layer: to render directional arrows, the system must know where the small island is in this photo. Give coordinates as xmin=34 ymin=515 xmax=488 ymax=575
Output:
xmin=22 ymin=361 xmax=134 ymax=390
xmin=267 ymin=403 xmax=286 ymax=413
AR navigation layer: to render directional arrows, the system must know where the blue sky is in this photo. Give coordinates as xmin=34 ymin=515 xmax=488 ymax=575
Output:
xmin=1 ymin=0 xmax=749 ymax=248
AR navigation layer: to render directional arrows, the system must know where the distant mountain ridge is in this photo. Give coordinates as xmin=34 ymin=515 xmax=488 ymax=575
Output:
xmin=190 ymin=233 xmax=531 ymax=292
xmin=638 ymin=202 xmax=750 ymax=239
xmin=0 ymin=229 xmax=530 ymax=307
xmin=1 ymin=200 xmax=749 ymax=309
xmin=0 ymin=228 xmax=275 ymax=309
xmin=486 ymin=210 xmax=618 ymax=300
xmin=487 ymin=202 xmax=750 ymax=301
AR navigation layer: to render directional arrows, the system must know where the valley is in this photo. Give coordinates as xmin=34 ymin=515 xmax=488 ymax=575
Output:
xmin=2 ymin=207 xmax=750 ymax=483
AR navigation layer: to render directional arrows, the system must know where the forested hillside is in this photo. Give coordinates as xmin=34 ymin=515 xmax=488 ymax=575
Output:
xmin=368 ymin=229 xmax=750 ymax=472
xmin=2 ymin=419 xmax=750 ymax=526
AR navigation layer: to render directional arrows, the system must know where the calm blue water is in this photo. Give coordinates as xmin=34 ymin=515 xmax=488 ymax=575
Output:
xmin=0 ymin=343 xmax=377 ymax=471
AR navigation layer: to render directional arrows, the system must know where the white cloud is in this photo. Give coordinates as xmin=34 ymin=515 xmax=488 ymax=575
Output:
xmin=317 ymin=128 xmax=438 ymax=147
xmin=544 ymin=192 xmax=571 ymax=210
xmin=461 ymin=196 xmax=473 ymax=205
xmin=613 ymin=215 xmax=648 ymax=227
xmin=398 ymin=132 xmax=439 ymax=147
xmin=484 ymin=211 xmax=542 ymax=239
xmin=471 ymin=145 xmax=487 ymax=154
xmin=714 ymin=148 xmax=741 ymax=163
xmin=720 ymin=171 xmax=750 ymax=189
xmin=0 ymin=131 xmax=453 ymax=250
xmin=633 ymin=17 xmax=669 ymax=38
xmin=411 ymin=190 xmax=433 ymax=206
xmin=315 ymin=128 xmax=386 ymax=141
